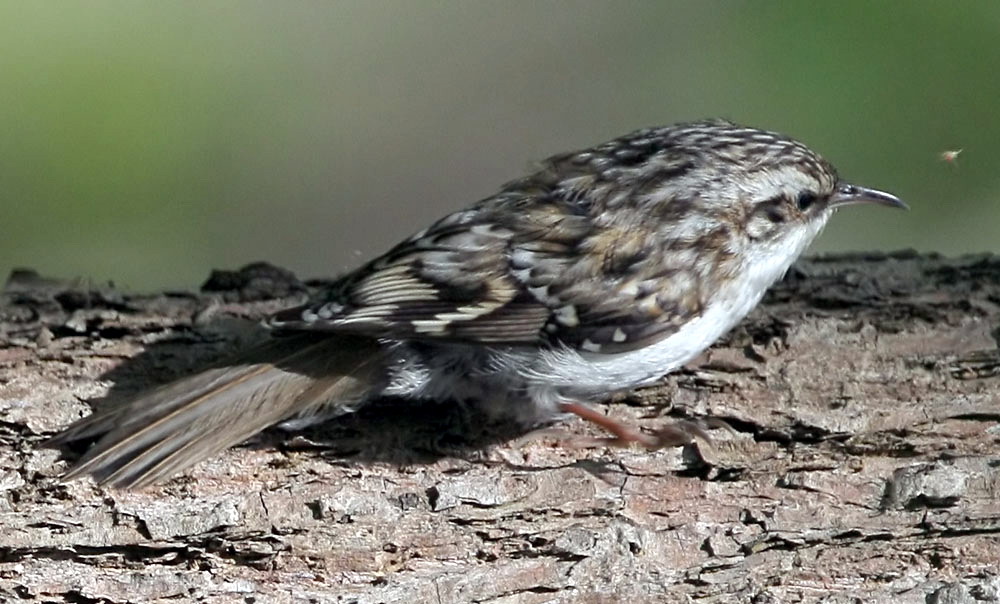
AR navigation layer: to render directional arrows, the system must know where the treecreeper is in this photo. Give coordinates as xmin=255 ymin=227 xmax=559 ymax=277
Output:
xmin=46 ymin=119 xmax=907 ymax=489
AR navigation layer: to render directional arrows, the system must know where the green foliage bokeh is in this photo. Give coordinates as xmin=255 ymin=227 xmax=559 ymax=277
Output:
xmin=2 ymin=2 xmax=997 ymax=290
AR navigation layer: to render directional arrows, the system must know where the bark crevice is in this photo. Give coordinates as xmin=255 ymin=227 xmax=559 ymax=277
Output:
xmin=1 ymin=253 xmax=998 ymax=603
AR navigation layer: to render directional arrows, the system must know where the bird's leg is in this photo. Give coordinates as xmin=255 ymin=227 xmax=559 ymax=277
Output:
xmin=558 ymin=401 xmax=659 ymax=448
xmin=558 ymin=401 xmax=715 ymax=449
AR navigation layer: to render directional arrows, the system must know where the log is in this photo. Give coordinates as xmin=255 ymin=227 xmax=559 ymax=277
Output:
xmin=1 ymin=252 xmax=998 ymax=603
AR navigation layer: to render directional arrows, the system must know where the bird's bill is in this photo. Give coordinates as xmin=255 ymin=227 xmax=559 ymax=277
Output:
xmin=830 ymin=183 xmax=908 ymax=210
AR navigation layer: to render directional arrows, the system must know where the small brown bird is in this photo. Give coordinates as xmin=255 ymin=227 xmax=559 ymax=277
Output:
xmin=47 ymin=119 xmax=906 ymax=488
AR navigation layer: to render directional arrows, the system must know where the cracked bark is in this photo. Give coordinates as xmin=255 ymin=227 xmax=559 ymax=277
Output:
xmin=1 ymin=252 xmax=999 ymax=604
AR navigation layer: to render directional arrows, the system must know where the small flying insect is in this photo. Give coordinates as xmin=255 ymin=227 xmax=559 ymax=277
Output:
xmin=940 ymin=149 xmax=963 ymax=165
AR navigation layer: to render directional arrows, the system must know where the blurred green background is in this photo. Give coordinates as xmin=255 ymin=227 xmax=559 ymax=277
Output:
xmin=3 ymin=1 xmax=998 ymax=291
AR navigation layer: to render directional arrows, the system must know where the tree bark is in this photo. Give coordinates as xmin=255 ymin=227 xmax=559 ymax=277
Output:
xmin=1 ymin=252 xmax=998 ymax=604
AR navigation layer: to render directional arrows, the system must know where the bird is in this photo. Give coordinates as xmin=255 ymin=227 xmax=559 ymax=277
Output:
xmin=46 ymin=119 xmax=907 ymax=489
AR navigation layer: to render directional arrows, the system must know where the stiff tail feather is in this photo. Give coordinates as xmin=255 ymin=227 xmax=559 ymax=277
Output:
xmin=45 ymin=334 xmax=385 ymax=489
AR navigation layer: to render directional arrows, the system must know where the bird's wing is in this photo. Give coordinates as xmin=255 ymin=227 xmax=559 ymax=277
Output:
xmin=269 ymin=191 xmax=707 ymax=354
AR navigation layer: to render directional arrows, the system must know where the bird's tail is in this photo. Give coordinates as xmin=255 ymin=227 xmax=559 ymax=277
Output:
xmin=45 ymin=333 xmax=385 ymax=489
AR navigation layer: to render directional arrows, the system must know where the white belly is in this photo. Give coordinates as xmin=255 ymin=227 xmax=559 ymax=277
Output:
xmin=382 ymin=217 xmax=826 ymax=423
xmin=528 ymin=236 xmax=816 ymax=397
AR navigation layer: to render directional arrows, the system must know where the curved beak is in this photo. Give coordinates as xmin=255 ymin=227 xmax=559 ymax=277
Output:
xmin=830 ymin=182 xmax=908 ymax=210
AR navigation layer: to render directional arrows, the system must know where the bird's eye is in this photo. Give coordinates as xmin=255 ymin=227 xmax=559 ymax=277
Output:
xmin=796 ymin=191 xmax=817 ymax=211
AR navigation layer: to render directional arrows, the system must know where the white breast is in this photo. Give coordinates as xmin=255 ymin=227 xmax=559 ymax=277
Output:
xmin=528 ymin=216 xmax=826 ymax=398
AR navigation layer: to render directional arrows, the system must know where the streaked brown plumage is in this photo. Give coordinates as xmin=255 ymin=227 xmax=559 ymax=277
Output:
xmin=47 ymin=119 xmax=906 ymax=488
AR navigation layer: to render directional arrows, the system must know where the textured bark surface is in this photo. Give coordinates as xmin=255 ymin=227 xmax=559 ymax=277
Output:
xmin=1 ymin=252 xmax=998 ymax=604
